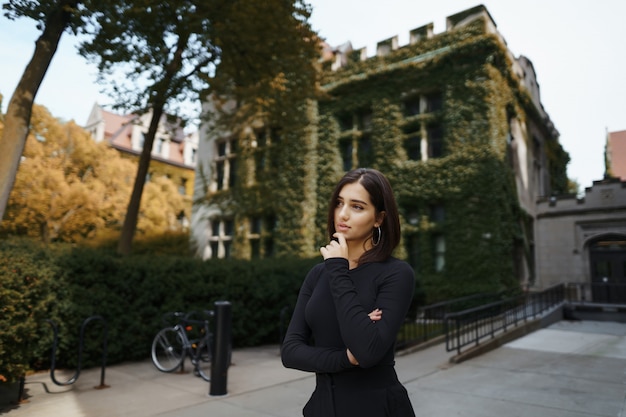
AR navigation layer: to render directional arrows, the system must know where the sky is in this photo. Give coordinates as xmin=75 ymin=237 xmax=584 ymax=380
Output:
xmin=1 ymin=0 xmax=624 ymax=190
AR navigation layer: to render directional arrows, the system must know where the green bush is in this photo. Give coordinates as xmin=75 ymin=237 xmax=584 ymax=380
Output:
xmin=0 ymin=238 xmax=66 ymax=383
xmin=0 ymin=237 xmax=321 ymax=374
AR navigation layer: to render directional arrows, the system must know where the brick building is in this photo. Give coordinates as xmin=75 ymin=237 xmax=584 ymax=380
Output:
xmin=606 ymin=129 xmax=626 ymax=180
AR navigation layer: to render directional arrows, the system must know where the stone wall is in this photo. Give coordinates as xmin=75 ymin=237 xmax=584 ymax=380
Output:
xmin=535 ymin=178 xmax=626 ymax=288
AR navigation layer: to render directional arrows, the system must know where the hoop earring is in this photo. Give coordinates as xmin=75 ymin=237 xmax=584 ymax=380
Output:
xmin=372 ymin=226 xmax=381 ymax=246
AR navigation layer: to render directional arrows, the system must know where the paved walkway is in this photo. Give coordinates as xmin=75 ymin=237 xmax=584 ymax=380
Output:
xmin=3 ymin=320 xmax=626 ymax=416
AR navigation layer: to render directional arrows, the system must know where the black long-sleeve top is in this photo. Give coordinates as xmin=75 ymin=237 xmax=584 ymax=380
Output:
xmin=281 ymin=257 xmax=415 ymax=372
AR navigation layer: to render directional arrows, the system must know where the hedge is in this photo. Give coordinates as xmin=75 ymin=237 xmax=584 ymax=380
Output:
xmin=0 ymin=237 xmax=319 ymax=383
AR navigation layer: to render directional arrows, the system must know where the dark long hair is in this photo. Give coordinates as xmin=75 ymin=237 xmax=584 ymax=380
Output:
xmin=326 ymin=168 xmax=401 ymax=265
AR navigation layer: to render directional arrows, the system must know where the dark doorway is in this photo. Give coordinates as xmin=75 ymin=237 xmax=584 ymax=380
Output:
xmin=589 ymin=235 xmax=626 ymax=303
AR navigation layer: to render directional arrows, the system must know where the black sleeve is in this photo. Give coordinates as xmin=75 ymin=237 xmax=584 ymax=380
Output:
xmin=281 ymin=265 xmax=354 ymax=373
xmin=325 ymin=258 xmax=415 ymax=368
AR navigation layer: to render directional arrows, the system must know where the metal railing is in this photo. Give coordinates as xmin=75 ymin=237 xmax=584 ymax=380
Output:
xmin=396 ymin=292 xmax=512 ymax=350
xmin=282 ymin=282 xmax=625 ymax=354
xmin=444 ymin=284 xmax=566 ymax=355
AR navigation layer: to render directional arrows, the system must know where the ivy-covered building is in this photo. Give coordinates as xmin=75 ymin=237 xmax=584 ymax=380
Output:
xmin=191 ymin=5 xmax=569 ymax=300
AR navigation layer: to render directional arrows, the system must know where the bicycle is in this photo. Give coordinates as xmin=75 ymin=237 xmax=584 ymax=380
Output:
xmin=151 ymin=310 xmax=214 ymax=382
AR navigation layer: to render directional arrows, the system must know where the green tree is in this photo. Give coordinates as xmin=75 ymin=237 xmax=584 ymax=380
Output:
xmin=78 ymin=0 xmax=319 ymax=255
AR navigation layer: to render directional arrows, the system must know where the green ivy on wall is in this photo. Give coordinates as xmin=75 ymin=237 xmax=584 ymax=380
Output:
xmin=198 ymin=11 xmax=569 ymax=302
xmin=314 ymin=16 xmax=567 ymax=301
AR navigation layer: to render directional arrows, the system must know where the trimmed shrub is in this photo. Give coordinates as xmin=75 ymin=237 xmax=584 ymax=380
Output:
xmin=0 ymin=238 xmax=65 ymax=383
xmin=0 ymin=238 xmax=320 ymax=372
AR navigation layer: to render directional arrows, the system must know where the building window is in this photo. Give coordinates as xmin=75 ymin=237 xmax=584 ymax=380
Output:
xmin=218 ymin=141 xmax=227 ymax=156
xmin=429 ymin=205 xmax=445 ymax=272
xmin=270 ymin=127 xmax=282 ymax=144
xmin=155 ymin=137 xmax=165 ymax=155
xmin=402 ymin=93 xmax=443 ymax=160
xmin=213 ymin=137 xmax=237 ymax=191
xmin=211 ymin=220 xmax=220 ymax=236
xmin=253 ymin=129 xmax=269 ymax=181
xmin=427 ymin=124 xmax=443 ymax=158
xmin=224 ymin=219 xmax=233 ymax=235
xmin=179 ymin=178 xmax=187 ymax=195
xmin=250 ymin=217 xmax=262 ymax=234
xmin=403 ymin=98 xmax=421 ymax=116
xmin=249 ymin=217 xmax=262 ymax=259
xmin=207 ymin=218 xmax=234 ymax=259
xmin=357 ymin=111 xmax=372 ymax=131
xmin=216 ymin=161 xmax=225 ymax=190
xmin=228 ymin=159 xmax=237 ymax=189
xmin=433 ymin=234 xmax=446 ymax=272
xmin=425 ymin=92 xmax=443 ymax=112
xmin=405 ymin=133 xmax=421 ymax=161
xmin=255 ymin=129 xmax=267 ymax=147
xmin=429 ymin=204 xmax=445 ymax=224
xmin=248 ymin=215 xmax=275 ymax=259
xmin=357 ymin=133 xmax=373 ymax=168
xmin=210 ymin=241 xmax=219 ymax=256
xmin=403 ymin=92 xmax=442 ymax=116
xmin=338 ymin=114 xmax=353 ymax=131
xmin=339 ymin=137 xmax=354 ymax=172
xmin=336 ymin=109 xmax=372 ymax=170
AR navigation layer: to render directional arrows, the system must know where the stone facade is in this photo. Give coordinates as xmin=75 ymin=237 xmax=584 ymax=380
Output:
xmin=536 ymin=178 xmax=626 ymax=289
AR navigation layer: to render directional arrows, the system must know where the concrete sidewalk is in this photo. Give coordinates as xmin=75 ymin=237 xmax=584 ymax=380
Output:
xmin=4 ymin=320 xmax=626 ymax=417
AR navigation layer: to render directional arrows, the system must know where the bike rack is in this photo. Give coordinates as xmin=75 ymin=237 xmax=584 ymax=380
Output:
xmin=46 ymin=315 xmax=110 ymax=389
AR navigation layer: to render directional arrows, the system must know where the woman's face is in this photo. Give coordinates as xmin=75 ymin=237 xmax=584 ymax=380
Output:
xmin=334 ymin=181 xmax=381 ymax=245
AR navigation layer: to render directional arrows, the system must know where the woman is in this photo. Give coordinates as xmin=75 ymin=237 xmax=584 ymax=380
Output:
xmin=281 ymin=168 xmax=416 ymax=417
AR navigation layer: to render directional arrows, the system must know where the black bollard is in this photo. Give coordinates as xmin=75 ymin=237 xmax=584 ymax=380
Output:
xmin=210 ymin=301 xmax=231 ymax=396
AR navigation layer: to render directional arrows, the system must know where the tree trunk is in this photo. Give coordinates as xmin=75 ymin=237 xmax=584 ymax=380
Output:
xmin=117 ymin=104 xmax=165 ymax=255
xmin=0 ymin=1 xmax=78 ymax=223
xmin=117 ymin=34 xmax=189 ymax=256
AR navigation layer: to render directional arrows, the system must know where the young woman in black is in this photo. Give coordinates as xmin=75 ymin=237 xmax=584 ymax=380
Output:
xmin=281 ymin=168 xmax=416 ymax=417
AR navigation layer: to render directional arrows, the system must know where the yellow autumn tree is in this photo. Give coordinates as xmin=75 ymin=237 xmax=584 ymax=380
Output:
xmin=139 ymin=176 xmax=188 ymax=235
xmin=0 ymin=103 xmax=187 ymax=243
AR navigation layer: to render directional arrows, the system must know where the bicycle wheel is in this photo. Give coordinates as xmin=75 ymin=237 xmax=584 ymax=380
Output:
xmin=152 ymin=327 xmax=185 ymax=372
xmin=191 ymin=339 xmax=212 ymax=382
xmin=198 ymin=331 xmax=213 ymax=363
